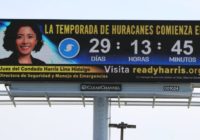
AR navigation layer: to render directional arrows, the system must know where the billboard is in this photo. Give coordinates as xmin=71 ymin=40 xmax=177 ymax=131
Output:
xmin=0 ymin=19 xmax=200 ymax=82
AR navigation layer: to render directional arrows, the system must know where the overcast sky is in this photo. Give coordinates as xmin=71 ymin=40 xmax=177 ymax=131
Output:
xmin=1 ymin=0 xmax=200 ymax=140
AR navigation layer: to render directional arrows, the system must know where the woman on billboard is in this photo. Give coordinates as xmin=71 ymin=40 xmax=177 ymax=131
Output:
xmin=0 ymin=21 xmax=45 ymax=64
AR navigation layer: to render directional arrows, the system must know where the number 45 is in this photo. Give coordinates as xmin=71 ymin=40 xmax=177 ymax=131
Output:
xmin=171 ymin=40 xmax=193 ymax=55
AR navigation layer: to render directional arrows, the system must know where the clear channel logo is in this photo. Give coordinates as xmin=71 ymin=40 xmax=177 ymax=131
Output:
xmin=58 ymin=38 xmax=80 ymax=59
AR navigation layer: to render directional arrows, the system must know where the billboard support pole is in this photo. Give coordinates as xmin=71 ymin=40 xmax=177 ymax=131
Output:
xmin=93 ymin=97 xmax=109 ymax=140
xmin=5 ymin=84 xmax=16 ymax=107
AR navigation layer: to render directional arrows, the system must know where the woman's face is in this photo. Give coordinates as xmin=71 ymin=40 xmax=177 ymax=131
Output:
xmin=16 ymin=26 xmax=38 ymax=56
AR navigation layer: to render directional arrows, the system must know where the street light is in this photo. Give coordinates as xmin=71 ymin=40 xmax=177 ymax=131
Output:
xmin=109 ymin=122 xmax=136 ymax=140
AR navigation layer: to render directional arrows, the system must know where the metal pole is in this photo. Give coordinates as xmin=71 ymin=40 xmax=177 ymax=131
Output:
xmin=121 ymin=128 xmax=124 ymax=140
xmin=109 ymin=122 xmax=136 ymax=140
xmin=93 ymin=97 xmax=109 ymax=140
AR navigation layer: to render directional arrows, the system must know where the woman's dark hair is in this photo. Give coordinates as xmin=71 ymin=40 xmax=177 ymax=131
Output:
xmin=3 ymin=21 xmax=43 ymax=52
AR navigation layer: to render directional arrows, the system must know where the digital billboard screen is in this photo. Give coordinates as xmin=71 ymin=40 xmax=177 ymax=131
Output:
xmin=0 ymin=19 xmax=200 ymax=82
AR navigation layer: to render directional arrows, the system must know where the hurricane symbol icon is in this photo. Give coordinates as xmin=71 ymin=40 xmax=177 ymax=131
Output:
xmin=58 ymin=38 xmax=80 ymax=59
xmin=65 ymin=44 xmax=73 ymax=52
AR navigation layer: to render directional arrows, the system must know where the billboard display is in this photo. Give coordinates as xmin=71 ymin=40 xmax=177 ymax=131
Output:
xmin=0 ymin=19 xmax=200 ymax=82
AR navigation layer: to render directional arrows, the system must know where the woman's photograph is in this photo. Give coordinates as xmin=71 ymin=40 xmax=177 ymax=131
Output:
xmin=0 ymin=21 xmax=45 ymax=64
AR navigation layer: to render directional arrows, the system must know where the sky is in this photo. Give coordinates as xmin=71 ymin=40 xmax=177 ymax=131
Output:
xmin=1 ymin=0 xmax=200 ymax=140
